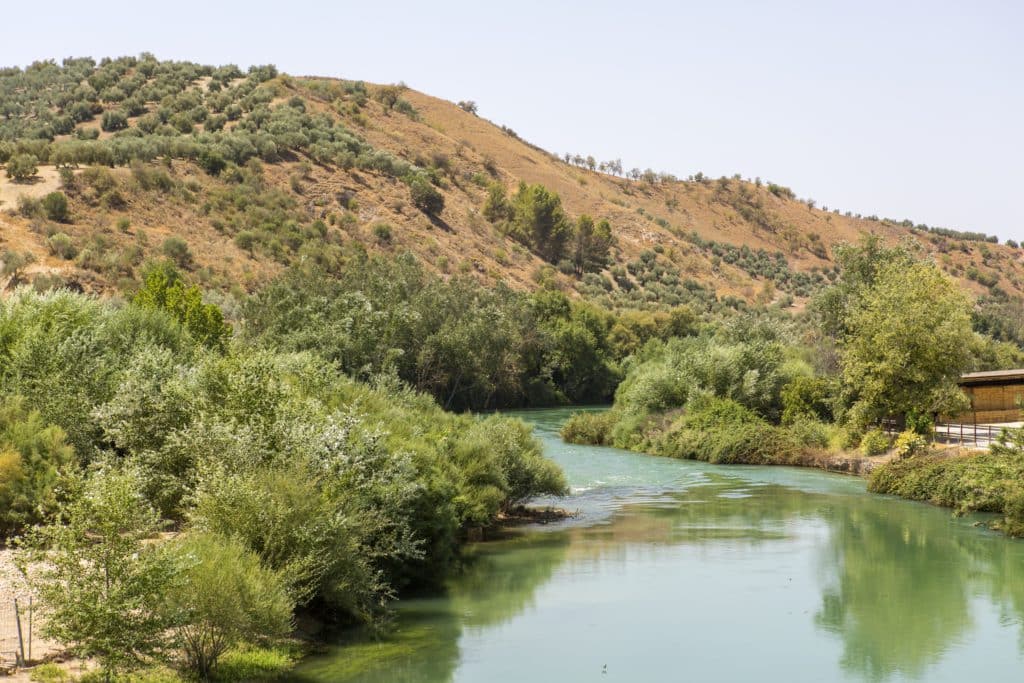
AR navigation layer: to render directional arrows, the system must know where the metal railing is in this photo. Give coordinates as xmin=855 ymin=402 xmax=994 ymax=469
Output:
xmin=932 ymin=422 xmax=1004 ymax=447
xmin=880 ymin=419 xmax=1007 ymax=447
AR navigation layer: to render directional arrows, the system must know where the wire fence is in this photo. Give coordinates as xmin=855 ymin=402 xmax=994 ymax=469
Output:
xmin=0 ymin=595 xmax=33 ymax=671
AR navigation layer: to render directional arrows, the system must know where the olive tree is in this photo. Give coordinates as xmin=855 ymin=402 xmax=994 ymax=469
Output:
xmin=6 ymin=154 xmax=38 ymax=182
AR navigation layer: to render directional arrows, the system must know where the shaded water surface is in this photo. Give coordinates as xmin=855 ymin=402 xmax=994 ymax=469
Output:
xmin=294 ymin=408 xmax=1024 ymax=682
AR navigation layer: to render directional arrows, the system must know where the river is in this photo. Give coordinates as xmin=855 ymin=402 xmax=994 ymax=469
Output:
xmin=293 ymin=407 xmax=1024 ymax=682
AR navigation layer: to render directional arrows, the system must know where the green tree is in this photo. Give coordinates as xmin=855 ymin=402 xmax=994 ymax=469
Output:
xmin=570 ymin=215 xmax=614 ymax=275
xmin=510 ymin=182 xmax=573 ymax=263
xmin=133 ymin=263 xmax=232 ymax=351
xmin=6 ymin=154 xmax=38 ymax=182
xmin=482 ymin=182 xmax=511 ymax=223
xmin=840 ymin=259 xmax=972 ymax=428
xmin=100 ymin=109 xmax=128 ymax=132
xmin=19 ymin=466 xmax=177 ymax=680
xmin=165 ymin=533 xmax=293 ymax=680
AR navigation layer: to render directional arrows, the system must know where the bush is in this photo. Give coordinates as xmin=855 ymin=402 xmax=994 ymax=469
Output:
xmin=0 ymin=396 xmax=75 ymax=536
xmin=47 ymin=233 xmax=78 ymax=260
xmin=561 ymin=410 xmax=617 ymax=445
xmin=860 ymin=428 xmax=891 ymax=456
xmin=41 ymin=192 xmax=69 ymax=222
xmin=17 ymin=195 xmax=41 ymax=218
xmin=657 ymin=399 xmax=803 ymax=465
xmin=165 ymin=533 xmax=293 ymax=679
xmin=234 ymin=230 xmax=257 ymax=254
xmin=786 ymin=417 xmax=830 ymax=449
xmin=6 ymin=153 xmax=38 ymax=181
xmin=407 ymin=175 xmax=444 ymax=215
xmin=893 ymin=430 xmax=928 ymax=459
xmin=161 ymin=237 xmax=193 ymax=268
xmin=372 ymin=223 xmax=392 ymax=243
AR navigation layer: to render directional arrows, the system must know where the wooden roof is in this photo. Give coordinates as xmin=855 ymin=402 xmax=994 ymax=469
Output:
xmin=959 ymin=369 xmax=1024 ymax=386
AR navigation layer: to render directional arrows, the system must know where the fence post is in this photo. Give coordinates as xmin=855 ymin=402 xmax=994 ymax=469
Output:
xmin=28 ymin=596 xmax=32 ymax=662
xmin=13 ymin=598 xmax=24 ymax=667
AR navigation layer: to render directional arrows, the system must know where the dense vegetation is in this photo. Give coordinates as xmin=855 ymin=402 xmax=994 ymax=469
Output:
xmin=5 ymin=52 xmax=1024 ymax=681
xmin=0 ymin=266 xmax=568 ymax=680
xmin=563 ymin=237 xmax=1024 ymax=508
xmin=242 ymin=252 xmax=700 ymax=410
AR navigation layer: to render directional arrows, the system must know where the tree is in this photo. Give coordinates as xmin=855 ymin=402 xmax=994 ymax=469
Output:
xmin=569 ymin=215 xmax=614 ymax=275
xmin=165 ymin=533 xmax=292 ymax=679
xmin=133 ymin=262 xmax=232 ymax=351
xmin=457 ymin=100 xmax=478 ymax=115
xmin=510 ymin=183 xmax=573 ymax=263
xmin=100 ymin=109 xmax=128 ymax=132
xmin=483 ymin=183 xmax=512 ymax=223
xmin=19 ymin=466 xmax=177 ymax=680
xmin=6 ymin=154 xmax=38 ymax=182
xmin=839 ymin=259 xmax=973 ymax=429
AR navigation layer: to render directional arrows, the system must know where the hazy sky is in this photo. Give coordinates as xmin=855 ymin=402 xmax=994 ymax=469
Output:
xmin=6 ymin=1 xmax=1024 ymax=240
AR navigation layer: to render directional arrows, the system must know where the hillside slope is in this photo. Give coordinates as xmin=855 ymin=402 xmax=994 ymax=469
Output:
xmin=0 ymin=56 xmax=1020 ymax=311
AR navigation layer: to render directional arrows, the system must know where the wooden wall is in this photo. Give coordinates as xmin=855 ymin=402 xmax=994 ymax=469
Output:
xmin=951 ymin=383 xmax=1024 ymax=423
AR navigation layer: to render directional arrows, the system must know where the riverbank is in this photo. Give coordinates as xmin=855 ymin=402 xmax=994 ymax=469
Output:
xmin=561 ymin=407 xmax=1024 ymax=537
xmin=869 ymin=448 xmax=1024 ymax=536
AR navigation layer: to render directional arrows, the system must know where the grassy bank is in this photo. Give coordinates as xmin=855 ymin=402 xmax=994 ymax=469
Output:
xmin=565 ymin=406 xmax=1024 ymax=537
xmin=561 ymin=398 xmax=846 ymax=468
xmin=869 ymin=451 xmax=1024 ymax=536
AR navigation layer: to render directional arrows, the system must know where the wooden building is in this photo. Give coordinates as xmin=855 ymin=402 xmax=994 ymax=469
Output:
xmin=954 ymin=369 xmax=1024 ymax=424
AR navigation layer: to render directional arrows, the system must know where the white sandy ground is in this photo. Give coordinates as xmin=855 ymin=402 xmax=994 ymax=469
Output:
xmin=0 ymin=167 xmax=62 ymax=212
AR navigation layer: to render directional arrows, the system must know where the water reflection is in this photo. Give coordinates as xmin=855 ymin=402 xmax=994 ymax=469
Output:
xmin=295 ymin=410 xmax=1024 ymax=682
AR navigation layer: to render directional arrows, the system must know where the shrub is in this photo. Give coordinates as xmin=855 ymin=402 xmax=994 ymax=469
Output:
xmin=860 ymin=428 xmax=890 ymax=456
xmin=372 ymin=223 xmax=393 ymax=243
xmin=234 ymin=230 xmax=257 ymax=254
xmin=407 ymin=175 xmax=444 ymax=215
xmin=561 ymin=410 xmax=617 ymax=445
xmin=161 ymin=237 xmax=193 ymax=268
xmin=41 ymin=192 xmax=69 ymax=222
xmin=17 ymin=195 xmax=41 ymax=218
xmin=786 ymin=417 xmax=830 ymax=449
xmin=893 ymin=430 xmax=928 ymax=459
xmin=657 ymin=398 xmax=802 ymax=465
xmin=6 ymin=153 xmax=38 ymax=181
xmin=47 ymin=233 xmax=78 ymax=260
xmin=0 ymin=396 xmax=75 ymax=536
xmin=457 ymin=100 xmax=478 ymax=114
xmin=197 ymin=149 xmax=226 ymax=176
xmin=165 ymin=533 xmax=293 ymax=679
xmin=133 ymin=262 xmax=231 ymax=351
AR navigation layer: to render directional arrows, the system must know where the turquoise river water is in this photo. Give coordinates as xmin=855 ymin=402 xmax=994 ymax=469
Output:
xmin=293 ymin=407 xmax=1024 ymax=682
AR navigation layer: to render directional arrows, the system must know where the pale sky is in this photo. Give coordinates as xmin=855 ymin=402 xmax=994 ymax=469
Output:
xmin=5 ymin=0 xmax=1023 ymax=240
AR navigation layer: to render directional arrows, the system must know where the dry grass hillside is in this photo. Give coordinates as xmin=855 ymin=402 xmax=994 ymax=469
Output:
xmin=1 ymin=60 xmax=1020 ymax=310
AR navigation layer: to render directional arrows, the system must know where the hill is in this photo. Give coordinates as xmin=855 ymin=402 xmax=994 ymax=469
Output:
xmin=1 ymin=55 xmax=1021 ymax=317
